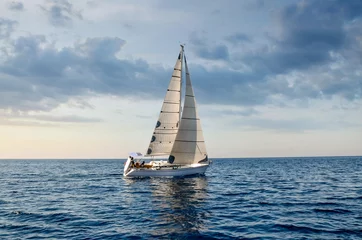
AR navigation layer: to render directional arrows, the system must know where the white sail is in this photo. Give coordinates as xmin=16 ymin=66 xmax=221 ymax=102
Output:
xmin=146 ymin=47 xmax=183 ymax=156
xmin=168 ymin=55 xmax=208 ymax=165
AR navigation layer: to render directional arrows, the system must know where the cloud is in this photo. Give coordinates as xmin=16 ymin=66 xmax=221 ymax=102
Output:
xmin=0 ymin=110 xmax=102 ymax=125
xmin=30 ymin=114 xmax=102 ymax=123
xmin=39 ymin=0 xmax=82 ymax=27
xmin=1 ymin=0 xmax=361 ymax=118
xmin=220 ymin=108 xmax=259 ymax=117
xmin=86 ymin=0 xmax=97 ymax=8
xmin=7 ymin=1 xmax=24 ymax=11
xmin=262 ymin=0 xmax=362 ymax=101
xmin=205 ymin=107 xmax=260 ymax=117
xmin=188 ymin=64 xmax=268 ymax=106
xmin=189 ymin=32 xmax=229 ymax=61
xmin=246 ymin=0 xmax=362 ymax=74
xmin=0 ymin=33 xmax=168 ymax=112
xmin=194 ymin=44 xmax=229 ymax=61
xmin=243 ymin=0 xmax=264 ymax=10
xmin=0 ymin=18 xmax=17 ymax=39
xmin=236 ymin=117 xmax=327 ymax=132
xmin=0 ymin=118 xmax=58 ymax=127
xmin=232 ymin=116 xmax=362 ymax=132
xmin=225 ymin=33 xmax=252 ymax=45
xmin=189 ymin=0 xmax=362 ymax=104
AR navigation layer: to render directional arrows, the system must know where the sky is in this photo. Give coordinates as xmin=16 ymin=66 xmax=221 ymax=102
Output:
xmin=0 ymin=0 xmax=361 ymax=159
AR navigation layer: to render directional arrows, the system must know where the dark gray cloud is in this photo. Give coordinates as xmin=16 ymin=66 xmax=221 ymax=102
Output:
xmin=40 ymin=0 xmax=82 ymax=27
xmin=0 ymin=34 xmax=169 ymax=112
xmin=188 ymin=64 xmax=268 ymax=106
xmin=0 ymin=18 xmax=17 ymax=39
xmin=268 ymin=0 xmax=361 ymax=71
xmin=189 ymin=0 xmax=362 ymax=104
xmin=7 ymin=1 xmax=24 ymax=11
xmin=250 ymin=0 xmax=361 ymax=74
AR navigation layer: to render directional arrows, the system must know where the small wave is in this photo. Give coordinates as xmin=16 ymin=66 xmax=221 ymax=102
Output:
xmin=274 ymin=223 xmax=324 ymax=233
xmin=222 ymin=192 xmax=241 ymax=196
xmin=314 ymin=202 xmax=340 ymax=206
xmin=325 ymin=196 xmax=362 ymax=201
xmin=9 ymin=210 xmax=82 ymax=224
xmin=331 ymin=228 xmax=362 ymax=235
xmin=0 ymin=223 xmax=44 ymax=232
xmin=314 ymin=208 xmax=352 ymax=214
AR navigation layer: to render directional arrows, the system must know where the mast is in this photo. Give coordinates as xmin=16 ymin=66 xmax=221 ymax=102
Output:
xmin=180 ymin=44 xmax=184 ymax=122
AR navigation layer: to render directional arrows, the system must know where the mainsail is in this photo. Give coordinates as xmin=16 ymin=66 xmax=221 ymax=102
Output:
xmin=168 ymin=55 xmax=208 ymax=165
xmin=146 ymin=47 xmax=183 ymax=156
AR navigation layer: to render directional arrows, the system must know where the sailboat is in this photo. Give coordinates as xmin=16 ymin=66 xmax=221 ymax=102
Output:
xmin=123 ymin=45 xmax=210 ymax=177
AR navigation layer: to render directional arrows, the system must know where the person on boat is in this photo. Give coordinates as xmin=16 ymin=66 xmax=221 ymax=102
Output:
xmin=140 ymin=161 xmax=145 ymax=167
xmin=130 ymin=157 xmax=135 ymax=167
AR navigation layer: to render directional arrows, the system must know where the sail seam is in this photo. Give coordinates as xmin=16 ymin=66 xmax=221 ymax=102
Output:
xmin=181 ymin=117 xmax=199 ymax=120
xmin=172 ymin=75 xmax=181 ymax=78
xmin=161 ymin=111 xmax=179 ymax=113
xmin=167 ymin=89 xmax=180 ymax=92
xmin=154 ymin=133 xmax=177 ymax=135
xmin=155 ymin=128 xmax=178 ymax=130
xmin=154 ymin=129 xmax=178 ymax=130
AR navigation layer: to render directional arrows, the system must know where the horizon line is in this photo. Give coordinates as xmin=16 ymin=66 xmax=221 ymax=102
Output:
xmin=0 ymin=155 xmax=361 ymax=160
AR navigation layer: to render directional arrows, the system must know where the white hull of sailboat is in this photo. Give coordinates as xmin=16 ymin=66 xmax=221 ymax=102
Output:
xmin=124 ymin=164 xmax=209 ymax=177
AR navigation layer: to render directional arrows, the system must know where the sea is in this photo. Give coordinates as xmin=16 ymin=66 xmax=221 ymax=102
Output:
xmin=0 ymin=157 xmax=361 ymax=239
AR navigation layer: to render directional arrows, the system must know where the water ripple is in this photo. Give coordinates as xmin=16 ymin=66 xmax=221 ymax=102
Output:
xmin=0 ymin=157 xmax=361 ymax=239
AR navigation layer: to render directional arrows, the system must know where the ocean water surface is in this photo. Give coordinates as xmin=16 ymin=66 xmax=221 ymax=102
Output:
xmin=0 ymin=157 xmax=361 ymax=239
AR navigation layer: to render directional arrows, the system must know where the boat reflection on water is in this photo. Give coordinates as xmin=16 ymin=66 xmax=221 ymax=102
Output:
xmin=149 ymin=176 xmax=209 ymax=237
